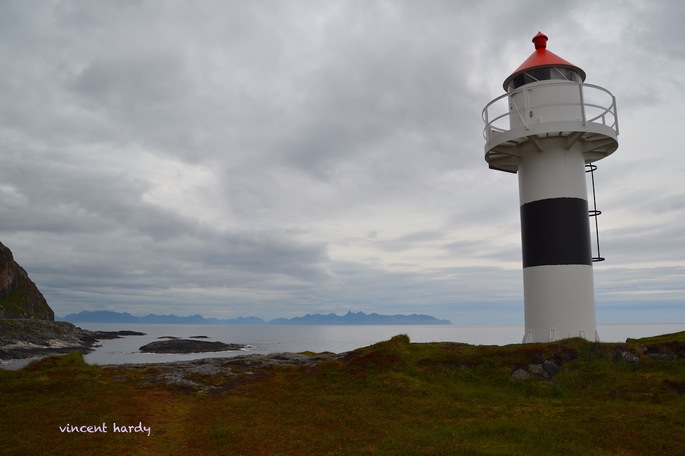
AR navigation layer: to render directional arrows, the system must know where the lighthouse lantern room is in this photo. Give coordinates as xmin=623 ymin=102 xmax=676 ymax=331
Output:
xmin=482 ymin=32 xmax=619 ymax=343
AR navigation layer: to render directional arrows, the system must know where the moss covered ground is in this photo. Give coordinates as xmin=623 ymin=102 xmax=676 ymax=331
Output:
xmin=1 ymin=333 xmax=685 ymax=455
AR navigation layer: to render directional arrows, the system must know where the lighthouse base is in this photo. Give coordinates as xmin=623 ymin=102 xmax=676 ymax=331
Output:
xmin=521 ymin=265 xmax=599 ymax=343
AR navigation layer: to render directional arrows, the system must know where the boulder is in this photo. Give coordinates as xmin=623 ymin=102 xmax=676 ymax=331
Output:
xmin=543 ymin=360 xmax=560 ymax=376
xmin=512 ymin=360 xmax=561 ymax=381
xmin=618 ymin=350 xmax=641 ymax=363
xmin=511 ymin=368 xmax=531 ymax=381
xmin=527 ymin=363 xmax=545 ymax=376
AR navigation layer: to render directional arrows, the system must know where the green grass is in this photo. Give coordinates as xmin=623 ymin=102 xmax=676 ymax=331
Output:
xmin=0 ymin=273 xmax=31 ymax=315
xmin=0 ymin=272 xmax=53 ymax=319
xmin=2 ymin=333 xmax=685 ymax=455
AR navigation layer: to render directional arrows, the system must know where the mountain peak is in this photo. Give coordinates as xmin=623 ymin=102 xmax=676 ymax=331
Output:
xmin=60 ymin=310 xmax=452 ymax=325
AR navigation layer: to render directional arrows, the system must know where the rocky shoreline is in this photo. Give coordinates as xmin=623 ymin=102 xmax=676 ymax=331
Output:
xmin=0 ymin=318 xmax=262 ymax=367
xmin=0 ymin=317 xmax=343 ymax=393
xmin=0 ymin=319 xmax=145 ymax=360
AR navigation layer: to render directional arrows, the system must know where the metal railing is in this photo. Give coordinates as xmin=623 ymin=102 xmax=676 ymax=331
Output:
xmin=482 ymin=82 xmax=619 ymax=143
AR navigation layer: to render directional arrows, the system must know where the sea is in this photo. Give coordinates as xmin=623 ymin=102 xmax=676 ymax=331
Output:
xmin=2 ymin=323 xmax=684 ymax=370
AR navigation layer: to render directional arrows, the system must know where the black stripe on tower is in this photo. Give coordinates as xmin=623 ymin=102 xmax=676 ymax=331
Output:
xmin=520 ymin=197 xmax=592 ymax=267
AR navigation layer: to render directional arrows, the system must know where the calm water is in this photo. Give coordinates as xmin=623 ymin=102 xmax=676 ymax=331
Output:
xmin=3 ymin=323 xmax=684 ymax=368
xmin=81 ymin=322 xmax=685 ymax=365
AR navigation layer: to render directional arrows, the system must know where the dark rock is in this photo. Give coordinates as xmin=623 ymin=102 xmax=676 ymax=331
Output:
xmin=0 ymin=320 xmax=94 ymax=359
xmin=0 ymin=242 xmax=54 ymax=321
xmin=512 ymin=359 xmax=562 ymax=381
xmin=543 ymin=360 xmax=560 ymax=376
xmin=642 ymin=342 xmax=685 ymax=360
xmin=527 ymin=363 xmax=544 ymax=376
xmin=92 ymin=330 xmax=146 ymax=340
xmin=271 ymin=352 xmax=308 ymax=361
xmin=648 ymin=353 xmax=678 ymax=360
xmin=619 ymin=350 xmax=641 ymax=363
xmin=114 ymin=330 xmax=146 ymax=336
xmin=139 ymin=339 xmax=246 ymax=354
xmin=512 ymin=368 xmax=531 ymax=381
xmin=0 ymin=320 xmax=145 ymax=361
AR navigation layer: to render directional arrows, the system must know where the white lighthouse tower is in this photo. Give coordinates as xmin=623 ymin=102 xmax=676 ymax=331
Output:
xmin=482 ymin=32 xmax=619 ymax=343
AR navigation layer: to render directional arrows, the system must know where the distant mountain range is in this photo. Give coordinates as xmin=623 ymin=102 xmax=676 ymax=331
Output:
xmin=59 ymin=310 xmax=451 ymax=325
xmin=269 ymin=312 xmax=451 ymax=325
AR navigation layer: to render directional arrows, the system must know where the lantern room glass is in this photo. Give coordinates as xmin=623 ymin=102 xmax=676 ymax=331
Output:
xmin=508 ymin=66 xmax=582 ymax=91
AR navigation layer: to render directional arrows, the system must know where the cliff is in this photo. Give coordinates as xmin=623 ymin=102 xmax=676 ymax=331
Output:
xmin=0 ymin=241 xmax=54 ymax=321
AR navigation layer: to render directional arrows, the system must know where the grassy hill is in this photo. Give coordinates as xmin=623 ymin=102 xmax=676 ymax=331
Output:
xmin=1 ymin=332 xmax=684 ymax=455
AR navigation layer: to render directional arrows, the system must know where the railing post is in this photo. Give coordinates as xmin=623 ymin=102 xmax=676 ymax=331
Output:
xmin=523 ymin=87 xmax=530 ymax=130
xmin=579 ymin=83 xmax=586 ymax=126
xmin=612 ymin=95 xmax=619 ymax=135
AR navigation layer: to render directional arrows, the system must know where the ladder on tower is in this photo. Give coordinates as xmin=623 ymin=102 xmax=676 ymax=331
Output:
xmin=586 ymin=163 xmax=605 ymax=262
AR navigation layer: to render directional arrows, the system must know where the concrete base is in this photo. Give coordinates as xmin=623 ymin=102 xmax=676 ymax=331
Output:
xmin=522 ymin=264 xmax=598 ymax=343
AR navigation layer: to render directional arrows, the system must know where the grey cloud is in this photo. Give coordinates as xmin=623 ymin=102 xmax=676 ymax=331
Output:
xmin=0 ymin=1 xmax=683 ymax=323
xmin=69 ymin=52 xmax=189 ymax=109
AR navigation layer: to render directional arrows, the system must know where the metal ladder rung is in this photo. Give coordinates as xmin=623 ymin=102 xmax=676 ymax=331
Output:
xmin=586 ymin=164 xmax=605 ymax=262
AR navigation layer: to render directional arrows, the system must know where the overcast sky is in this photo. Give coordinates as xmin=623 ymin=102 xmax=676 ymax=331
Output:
xmin=1 ymin=0 xmax=683 ymax=324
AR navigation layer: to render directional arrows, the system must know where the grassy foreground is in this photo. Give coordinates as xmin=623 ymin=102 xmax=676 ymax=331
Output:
xmin=1 ymin=333 xmax=685 ymax=455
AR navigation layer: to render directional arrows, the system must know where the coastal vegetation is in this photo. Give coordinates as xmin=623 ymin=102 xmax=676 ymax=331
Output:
xmin=1 ymin=332 xmax=685 ymax=455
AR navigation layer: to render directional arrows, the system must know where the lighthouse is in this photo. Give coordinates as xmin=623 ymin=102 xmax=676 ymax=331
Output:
xmin=482 ymin=33 xmax=618 ymax=343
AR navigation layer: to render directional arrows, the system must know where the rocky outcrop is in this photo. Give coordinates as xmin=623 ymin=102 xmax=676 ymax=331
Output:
xmin=639 ymin=342 xmax=685 ymax=360
xmin=109 ymin=352 xmax=341 ymax=393
xmin=139 ymin=339 xmax=246 ymax=354
xmin=510 ymin=339 xmax=685 ymax=381
xmin=0 ymin=242 xmax=53 ymax=321
xmin=0 ymin=319 xmax=145 ymax=360
xmin=0 ymin=319 xmax=94 ymax=359
xmin=511 ymin=360 xmax=560 ymax=381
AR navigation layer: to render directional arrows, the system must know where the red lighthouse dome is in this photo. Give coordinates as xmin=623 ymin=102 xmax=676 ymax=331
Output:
xmin=503 ymin=32 xmax=586 ymax=91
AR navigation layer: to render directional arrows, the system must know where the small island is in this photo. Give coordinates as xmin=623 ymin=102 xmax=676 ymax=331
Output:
xmin=139 ymin=339 xmax=246 ymax=354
